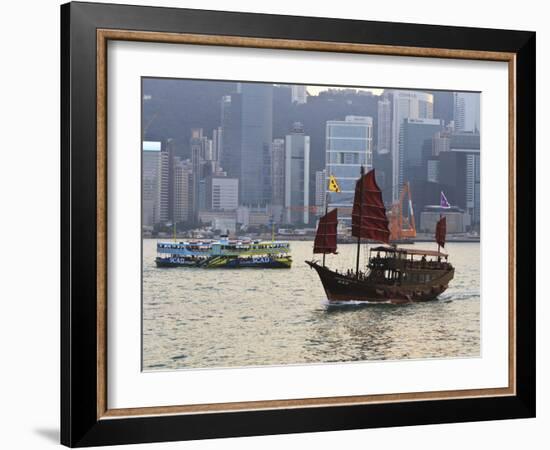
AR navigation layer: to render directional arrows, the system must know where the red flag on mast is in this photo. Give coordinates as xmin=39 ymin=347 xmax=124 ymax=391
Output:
xmin=313 ymin=209 xmax=338 ymax=254
xmin=435 ymin=216 xmax=447 ymax=248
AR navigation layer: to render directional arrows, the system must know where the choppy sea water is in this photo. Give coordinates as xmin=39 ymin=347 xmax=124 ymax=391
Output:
xmin=142 ymin=240 xmax=480 ymax=370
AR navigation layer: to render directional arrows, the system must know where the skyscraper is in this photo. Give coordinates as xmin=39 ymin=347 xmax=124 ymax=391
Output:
xmin=271 ymin=138 xmax=286 ymax=213
xmin=439 ymin=132 xmax=481 ymax=227
xmin=240 ymin=83 xmax=273 ymax=206
xmin=220 ymin=93 xmax=242 ymax=180
xmin=399 ymin=118 xmax=442 ymax=223
xmin=377 ymin=97 xmax=391 ymax=155
xmin=315 ymin=169 xmax=327 ymax=216
xmin=453 ymin=92 xmax=480 ymax=133
xmin=220 ymin=84 xmax=273 ymax=206
xmin=291 ymin=85 xmax=307 ymax=104
xmin=173 ymin=158 xmax=193 ymax=224
xmin=207 ymin=176 xmax=239 ymax=211
xmin=399 ymin=118 xmax=442 ymax=188
xmin=155 ymin=138 xmax=175 ymax=225
xmin=190 ymin=128 xmax=209 ymax=219
xmin=212 ymin=126 xmax=223 ymax=163
xmin=284 ymin=123 xmax=310 ymax=224
xmin=325 ymin=116 xmax=373 ymax=222
xmin=142 ymin=141 xmax=162 ymax=227
xmin=390 ymin=91 xmax=434 ymax=201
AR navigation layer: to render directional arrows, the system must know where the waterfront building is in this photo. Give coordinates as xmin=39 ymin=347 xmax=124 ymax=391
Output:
xmin=325 ymin=115 xmax=373 ymax=222
xmin=420 ymin=205 xmax=470 ymax=234
xmin=284 ymin=122 xmax=310 ymax=224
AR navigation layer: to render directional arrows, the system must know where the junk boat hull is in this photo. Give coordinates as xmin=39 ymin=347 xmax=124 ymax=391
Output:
xmin=306 ymin=260 xmax=454 ymax=304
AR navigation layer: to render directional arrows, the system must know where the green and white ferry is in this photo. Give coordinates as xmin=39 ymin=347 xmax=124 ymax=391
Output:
xmin=155 ymin=236 xmax=292 ymax=269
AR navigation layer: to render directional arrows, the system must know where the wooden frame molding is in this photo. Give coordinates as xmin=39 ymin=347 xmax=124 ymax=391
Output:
xmin=96 ymin=28 xmax=517 ymax=420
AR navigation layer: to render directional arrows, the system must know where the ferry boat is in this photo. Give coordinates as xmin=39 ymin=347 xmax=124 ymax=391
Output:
xmin=155 ymin=236 xmax=292 ymax=269
xmin=306 ymin=168 xmax=454 ymax=304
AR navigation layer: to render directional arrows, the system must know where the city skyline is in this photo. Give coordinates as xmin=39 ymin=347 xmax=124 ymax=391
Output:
xmin=142 ymin=78 xmax=480 ymax=237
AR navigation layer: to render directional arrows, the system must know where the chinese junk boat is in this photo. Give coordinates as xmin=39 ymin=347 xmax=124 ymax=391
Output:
xmin=306 ymin=168 xmax=454 ymax=304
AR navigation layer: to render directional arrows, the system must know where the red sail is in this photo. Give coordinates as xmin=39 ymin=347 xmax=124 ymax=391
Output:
xmin=351 ymin=169 xmax=390 ymax=244
xmin=313 ymin=209 xmax=338 ymax=254
xmin=435 ymin=216 xmax=447 ymax=248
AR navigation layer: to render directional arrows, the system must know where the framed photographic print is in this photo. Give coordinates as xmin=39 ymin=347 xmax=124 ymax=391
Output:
xmin=61 ymin=1 xmax=536 ymax=447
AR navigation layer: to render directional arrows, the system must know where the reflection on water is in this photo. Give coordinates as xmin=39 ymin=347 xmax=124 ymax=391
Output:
xmin=142 ymin=240 xmax=480 ymax=370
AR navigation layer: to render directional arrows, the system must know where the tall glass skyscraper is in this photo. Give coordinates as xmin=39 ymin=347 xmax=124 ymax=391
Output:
xmin=284 ymin=123 xmax=310 ymax=225
xmin=399 ymin=118 xmax=442 ymax=188
xmin=239 ymin=83 xmax=273 ymax=206
xmin=390 ymin=90 xmax=434 ymax=202
xmin=325 ymin=116 xmax=373 ymax=223
xmin=220 ymin=83 xmax=273 ymax=206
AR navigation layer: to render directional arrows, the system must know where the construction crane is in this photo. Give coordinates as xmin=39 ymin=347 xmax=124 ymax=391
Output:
xmin=389 ymin=182 xmax=416 ymax=242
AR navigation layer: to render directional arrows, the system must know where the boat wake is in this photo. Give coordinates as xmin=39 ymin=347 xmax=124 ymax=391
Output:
xmin=437 ymin=290 xmax=480 ymax=302
xmin=321 ymin=298 xmax=393 ymax=307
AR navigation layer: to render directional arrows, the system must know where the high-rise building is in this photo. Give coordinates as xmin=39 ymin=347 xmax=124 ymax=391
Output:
xmin=190 ymin=128 xmax=210 ymax=219
xmin=399 ymin=118 xmax=442 ymax=187
xmin=315 ymin=169 xmax=327 ymax=216
xmin=173 ymin=158 xmax=193 ymax=224
xmin=427 ymin=160 xmax=440 ymax=183
xmin=325 ymin=116 xmax=373 ymax=222
xmin=284 ymin=123 xmax=310 ymax=224
xmin=212 ymin=126 xmax=223 ymax=163
xmin=432 ymin=130 xmax=451 ymax=156
xmin=142 ymin=141 xmax=162 ymax=227
xmin=439 ymin=132 xmax=481 ymax=226
xmin=377 ymin=97 xmax=391 ymax=155
xmin=207 ymin=176 xmax=239 ymax=211
xmin=271 ymin=138 xmax=286 ymax=208
xmin=220 ymin=84 xmax=273 ymax=206
xmin=291 ymin=85 xmax=307 ymax=104
xmin=453 ymin=92 xmax=480 ymax=133
xmin=240 ymin=83 xmax=273 ymax=206
xmin=390 ymin=91 xmax=434 ymax=201
xmin=220 ymin=93 xmax=242 ymax=180
xmin=430 ymin=90 xmax=454 ymax=126
xmin=153 ymin=138 xmax=175 ymax=225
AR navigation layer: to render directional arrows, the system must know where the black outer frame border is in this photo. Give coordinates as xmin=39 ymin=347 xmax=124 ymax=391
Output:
xmin=60 ymin=1 xmax=536 ymax=447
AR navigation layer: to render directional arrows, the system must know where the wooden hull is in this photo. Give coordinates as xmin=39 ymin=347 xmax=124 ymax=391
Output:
xmin=306 ymin=261 xmax=454 ymax=304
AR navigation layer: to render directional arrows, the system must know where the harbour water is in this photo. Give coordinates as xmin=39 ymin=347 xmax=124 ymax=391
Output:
xmin=142 ymin=240 xmax=480 ymax=370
